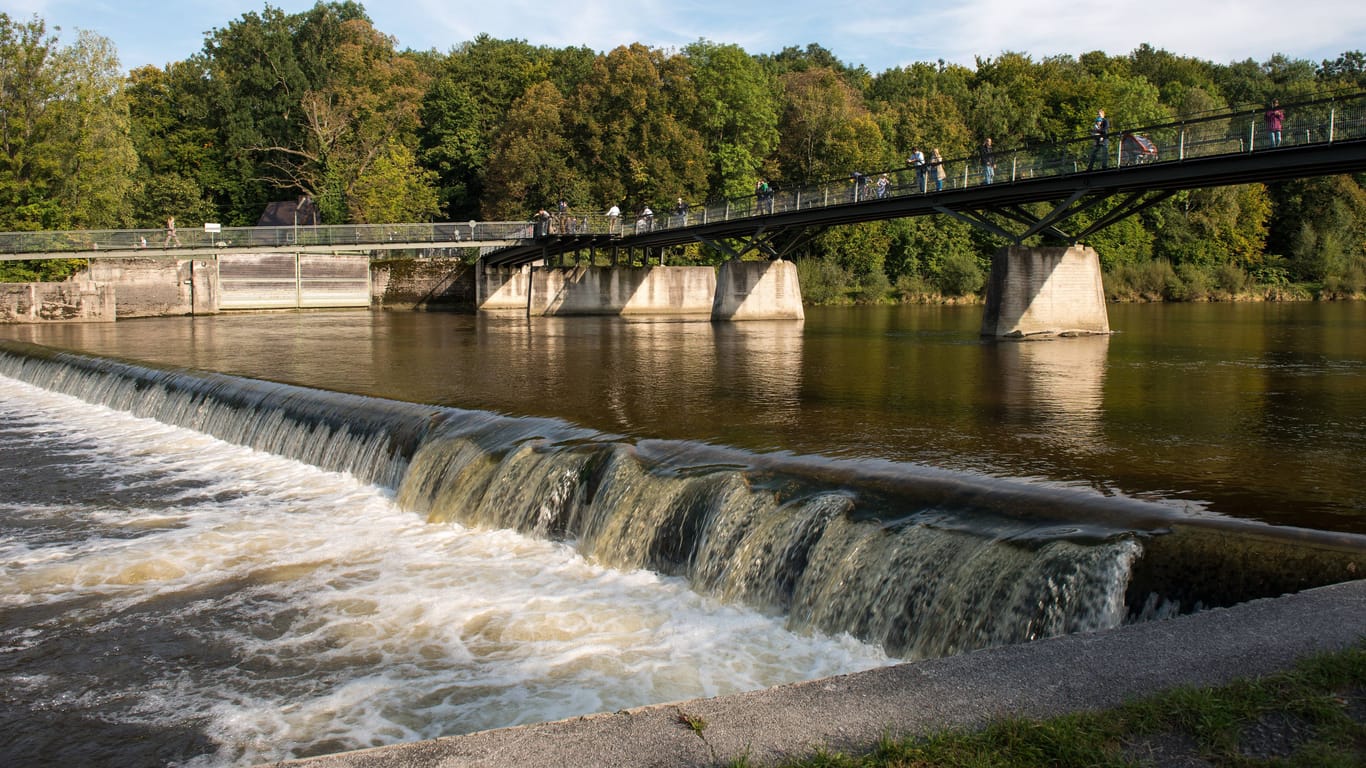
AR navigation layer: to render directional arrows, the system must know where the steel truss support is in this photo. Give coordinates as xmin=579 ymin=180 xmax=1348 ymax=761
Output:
xmin=694 ymin=224 xmax=827 ymax=262
xmin=937 ymin=187 xmax=1179 ymax=244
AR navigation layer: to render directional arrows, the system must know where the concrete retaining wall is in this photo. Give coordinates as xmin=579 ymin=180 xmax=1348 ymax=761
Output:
xmin=0 ymin=281 xmax=115 ymax=323
xmin=981 ymin=245 xmax=1110 ymax=337
xmin=4 ymin=257 xmax=803 ymax=322
xmin=529 ymin=266 xmax=716 ymax=316
xmin=86 ymin=258 xmax=199 ymax=318
xmin=371 ymin=257 xmax=476 ymax=311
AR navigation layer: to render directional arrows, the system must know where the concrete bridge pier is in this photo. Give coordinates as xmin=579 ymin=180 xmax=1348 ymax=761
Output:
xmin=477 ymin=261 xmax=533 ymax=311
xmin=981 ymin=245 xmax=1110 ymax=337
xmin=713 ymin=260 xmax=805 ymax=321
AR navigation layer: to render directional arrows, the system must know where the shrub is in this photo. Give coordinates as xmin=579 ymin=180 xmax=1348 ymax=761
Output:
xmin=797 ymin=257 xmax=853 ymax=305
xmin=853 ymin=269 xmax=892 ymax=303
xmin=933 ymin=250 xmax=985 ymax=297
xmin=895 ymin=273 xmax=938 ymax=302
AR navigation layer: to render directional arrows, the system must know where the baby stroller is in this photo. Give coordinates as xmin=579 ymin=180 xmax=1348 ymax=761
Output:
xmin=1120 ymin=132 xmax=1158 ymax=166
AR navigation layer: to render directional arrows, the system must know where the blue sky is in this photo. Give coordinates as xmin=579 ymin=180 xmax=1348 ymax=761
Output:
xmin=3 ymin=0 xmax=1365 ymax=75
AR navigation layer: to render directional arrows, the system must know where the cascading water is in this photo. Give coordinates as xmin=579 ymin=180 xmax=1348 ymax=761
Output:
xmin=0 ymin=341 xmax=1148 ymax=660
xmin=4 ymin=338 xmax=1362 ymax=767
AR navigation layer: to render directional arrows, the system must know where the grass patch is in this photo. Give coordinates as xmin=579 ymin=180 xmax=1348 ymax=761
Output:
xmin=760 ymin=644 xmax=1365 ymax=767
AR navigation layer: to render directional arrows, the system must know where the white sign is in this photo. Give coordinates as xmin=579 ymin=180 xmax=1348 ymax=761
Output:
xmin=204 ymin=223 xmax=222 ymax=233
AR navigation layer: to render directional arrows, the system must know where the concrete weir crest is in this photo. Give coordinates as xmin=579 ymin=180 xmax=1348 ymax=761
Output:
xmin=981 ymin=244 xmax=1110 ymax=337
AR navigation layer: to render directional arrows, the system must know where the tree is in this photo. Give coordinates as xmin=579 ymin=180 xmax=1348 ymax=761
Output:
xmin=348 ymin=140 xmax=439 ymax=223
xmin=683 ymin=40 xmax=780 ymax=201
xmin=0 ymin=16 xmax=135 ymax=229
xmin=46 ymin=30 xmax=138 ymax=228
xmin=566 ymin=44 xmax=707 ymax=212
xmin=199 ymin=1 xmax=372 ymax=223
xmin=482 ymin=81 xmax=582 ymax=219
xmin=126 ymin=62 xmax=220 ymax=226
xmin=420 ymin=35 xmax=556 ymax=219
xmin=776 ymin=67 xmax=884 ymax=186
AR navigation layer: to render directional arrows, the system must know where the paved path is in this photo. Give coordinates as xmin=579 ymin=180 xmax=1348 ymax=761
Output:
xmin=269 ymin=579 xmax=1366 ymax=768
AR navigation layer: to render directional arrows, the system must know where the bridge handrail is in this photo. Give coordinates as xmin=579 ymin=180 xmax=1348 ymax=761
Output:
xmin=0 ymin=221 xmax=537 ymax=256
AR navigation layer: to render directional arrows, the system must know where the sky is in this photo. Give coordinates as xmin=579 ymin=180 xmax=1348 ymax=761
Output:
xmin=2 ymin=0 xmax=1365 ymax=75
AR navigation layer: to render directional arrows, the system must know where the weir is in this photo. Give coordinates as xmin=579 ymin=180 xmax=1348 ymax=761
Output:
xmin=1 ymin=339 xmax=1360 ymax=661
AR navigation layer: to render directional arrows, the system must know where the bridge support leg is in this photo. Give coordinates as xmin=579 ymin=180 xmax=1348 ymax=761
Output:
xmin=981 ymin=245 xmax=1110 ymax=337
xmin=712 ymin=260 xmax=805 ymax=321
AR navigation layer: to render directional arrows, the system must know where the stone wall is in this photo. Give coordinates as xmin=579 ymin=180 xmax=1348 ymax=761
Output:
xmin=0 ymin=281 xmax=115 ymax=323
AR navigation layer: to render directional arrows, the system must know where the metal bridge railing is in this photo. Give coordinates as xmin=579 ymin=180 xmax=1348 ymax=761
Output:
xmin=620 ymin=89 xmax=1366 ymax=238
xmin=0 ymin=221 xmax=536 ymax=257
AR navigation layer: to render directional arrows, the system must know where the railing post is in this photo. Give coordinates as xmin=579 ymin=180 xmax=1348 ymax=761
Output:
xmin=1011 ymin=155 xmax=1017 ymax=182
xmin=1179 ymin=126 xmax=1185 ymax=161
xmin=1330 ymin=106 xmax=1336 ymax=143
xmin=1249 ymin=112 xmax=1256 ymax=152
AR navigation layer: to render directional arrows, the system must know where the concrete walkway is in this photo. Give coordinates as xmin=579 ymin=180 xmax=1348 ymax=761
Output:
xmin=270 ymin=579 xmax=1366 ymax=768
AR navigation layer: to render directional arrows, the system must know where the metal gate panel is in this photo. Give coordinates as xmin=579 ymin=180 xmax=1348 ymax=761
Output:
xmin=219 ymin=253 xmax=299 ymax=309
xmin=299 ymin=254 xmax=370 ymax=308
xmin=217 ymin=253 xmax=371 ymax=309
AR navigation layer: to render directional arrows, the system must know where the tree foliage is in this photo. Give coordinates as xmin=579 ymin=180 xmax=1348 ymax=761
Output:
xmin=0 ymin=3 xmax=1362 ymax=298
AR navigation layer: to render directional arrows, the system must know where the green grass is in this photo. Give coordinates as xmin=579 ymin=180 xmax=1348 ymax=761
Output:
xmin=743 ymin=644 xmax=1365 ymax=768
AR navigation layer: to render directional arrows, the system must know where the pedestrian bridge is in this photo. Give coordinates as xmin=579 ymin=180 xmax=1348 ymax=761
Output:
xmin=3 ymin=90 xmax=1366 ymax=329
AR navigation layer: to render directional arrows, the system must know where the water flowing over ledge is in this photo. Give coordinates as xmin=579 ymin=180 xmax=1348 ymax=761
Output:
xmin=2 ymin=339 xmax=1360 ymax=660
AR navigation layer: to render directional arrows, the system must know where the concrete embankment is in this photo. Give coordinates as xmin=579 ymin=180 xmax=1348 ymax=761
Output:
xmin=270 ymin=578 xmax=1366 ymax=768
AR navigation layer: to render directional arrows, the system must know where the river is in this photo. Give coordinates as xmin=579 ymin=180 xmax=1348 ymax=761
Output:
xmin=1 ymin=301 xmax=1363 ymax=766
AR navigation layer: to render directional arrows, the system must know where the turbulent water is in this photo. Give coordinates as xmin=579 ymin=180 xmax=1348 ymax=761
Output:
xmin=0 ymin=374 xmax=888 ymax=766
xmin=2 ymin=302 xmax=1364 ymax=767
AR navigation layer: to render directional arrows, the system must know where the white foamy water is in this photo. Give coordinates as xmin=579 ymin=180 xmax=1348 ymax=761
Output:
xmin=0 ymin=375 xmax=890 ymax=766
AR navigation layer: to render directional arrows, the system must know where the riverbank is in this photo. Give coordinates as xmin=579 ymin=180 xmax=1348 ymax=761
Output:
xmin=269 ymin=579 xmax=1366 ymax=768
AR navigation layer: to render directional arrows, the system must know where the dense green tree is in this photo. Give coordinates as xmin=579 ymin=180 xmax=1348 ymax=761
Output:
xmin=46 ymin=30 xmax=138 ymax=228
xmin=420 ymin=35 xmax=556 ymax=219
xmin=683 ymin=40 xmax=781 ymax=201
xmin=126 ymin=62 xmax=220 ymax=226
xmin=348 ymin=139 xmax=439 ymax=223
xmin=566 ymin=44 xmax=707 ymax=213
xmin=776 ymin=67 xmax=884 ymax=185
xmin=198 ymin=1 xmax=371 ymax=223
xmin=482 ymin=80 xmax=583 ymax=219
xmin=0 ymin=16 xmax=136 ymax=229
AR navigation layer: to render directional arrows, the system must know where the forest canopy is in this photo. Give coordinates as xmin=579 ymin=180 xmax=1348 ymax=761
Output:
xmin=1 ymin=3 xmax=1364 ymax=298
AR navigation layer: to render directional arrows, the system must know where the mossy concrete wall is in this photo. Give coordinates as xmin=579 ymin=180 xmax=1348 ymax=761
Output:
xmin=371 ymin=257 xmax=476 ymax=311
xmin=0 ymin=281 xmax=115 ymax=323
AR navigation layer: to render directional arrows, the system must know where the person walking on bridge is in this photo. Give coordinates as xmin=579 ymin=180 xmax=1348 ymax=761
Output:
xmin=1265 ymin=99 xmax=1285 ymax=147
xmin=606 ymin=203 xmax=620 ymax=234
xmin=980 ymin=138 xmax=996 ymax=184
xmin=1087 ymin=109 xmax=1110 ymax=170
xmin=163 ymin=216 xmax=181 ymax=247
